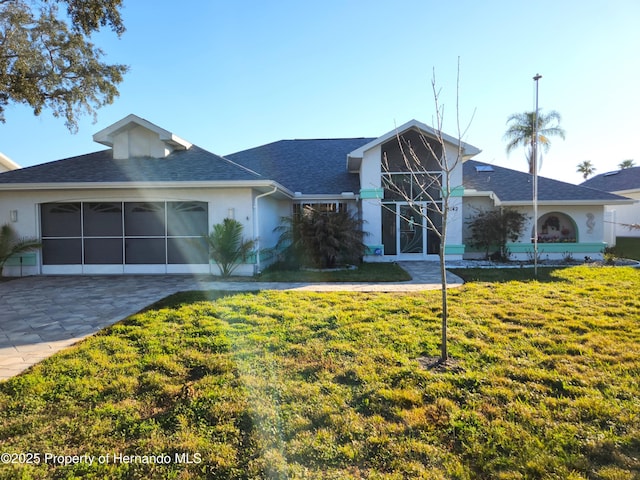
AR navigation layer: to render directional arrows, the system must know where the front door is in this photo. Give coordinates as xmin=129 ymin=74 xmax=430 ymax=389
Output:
xmin=382 ymin=203 xmax=427 ymax=257
xmin=399 ymin=204 xmax=425 ymax=254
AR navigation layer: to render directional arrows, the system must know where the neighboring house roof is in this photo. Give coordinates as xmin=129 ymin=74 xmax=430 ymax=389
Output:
xmin=227 ymin=138 xmax=374 ymax=195
xmin=580 ymin=166 xmax=640 ymax=193
xmin=464 ymin=160 xmax=633 ymax=205
xmin=0 ymin=146 xmax=265 ymax=185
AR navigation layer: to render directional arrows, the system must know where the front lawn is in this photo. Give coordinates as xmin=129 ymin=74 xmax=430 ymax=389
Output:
xmin=1 ymin=267 xmax=639 ymax=479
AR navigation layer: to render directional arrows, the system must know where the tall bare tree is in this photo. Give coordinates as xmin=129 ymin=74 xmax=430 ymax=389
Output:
xmin=381 ymin=61 xmax=473 ymax=364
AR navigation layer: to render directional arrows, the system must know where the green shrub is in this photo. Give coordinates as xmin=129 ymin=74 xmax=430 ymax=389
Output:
xmin=207 ymin=218 xmax=255 ymax=276
xmin=466 ymin=208 xmax=528 ymax=261
xmin=274 ymin=207 xmax=366 ymax=269
xmin=602 ymin=245 xmax=619 ymax=265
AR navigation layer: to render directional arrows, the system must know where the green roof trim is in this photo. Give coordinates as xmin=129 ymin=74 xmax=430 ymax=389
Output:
xmin=506 ymin=242 xmax=606 ymax=253
xmin=360 ymin=188 xmax=384 ymax=199
xmin=444 ymin=244 xmax=465 ymax=254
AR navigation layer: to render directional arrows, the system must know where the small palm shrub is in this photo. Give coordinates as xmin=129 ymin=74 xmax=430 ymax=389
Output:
xmin=274 ymin=206 xmax=366 ymax=269
xmin=0 ymin=223 xmax=41 ymax=276
xmin=207 ymin=218 xmax=255 ymax=277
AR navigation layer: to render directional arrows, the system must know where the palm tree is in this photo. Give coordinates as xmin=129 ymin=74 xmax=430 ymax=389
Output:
xmin=618 ymin=159 xmax=635 ymax=170
xmin=0 ymin=223 xmax=41 ymax=276
xmin=274 ymin=206 xmax=366 ymax=269
xmin=207 ymin=218 xmax=255 ymax=277
xmin=504 ymin=110 xmax=566 ymax=174
xmin=577 ymin=160 xmax=596 ymax=180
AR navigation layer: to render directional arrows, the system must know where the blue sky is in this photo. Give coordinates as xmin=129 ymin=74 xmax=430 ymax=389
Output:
xmin=2 ymin=0 xmax=639 ymax=184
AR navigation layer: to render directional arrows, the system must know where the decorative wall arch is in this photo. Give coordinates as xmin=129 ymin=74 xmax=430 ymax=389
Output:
xmin=533 ymin=212 xmax=578 ymax=243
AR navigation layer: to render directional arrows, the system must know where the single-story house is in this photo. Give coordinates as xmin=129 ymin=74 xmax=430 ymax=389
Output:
xmin=0 ymin=114 xmax=633 ymax=276
xmin=580 ymin=167 xmax=640 ymax=239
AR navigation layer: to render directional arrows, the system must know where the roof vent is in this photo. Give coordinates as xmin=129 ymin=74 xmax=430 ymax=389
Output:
xmin=475 ymin=165 xmax=494 ymax=172
xmin=603 ymin=171 xmax=620 ymax=177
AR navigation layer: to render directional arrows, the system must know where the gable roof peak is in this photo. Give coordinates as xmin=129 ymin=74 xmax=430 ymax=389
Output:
xmin=346 ymin=119 xmax=481 ymax=172
xmin=92 ymin=114 xmax=192 ymax=159
xmin=348 ymin=119 xmax=481 ymax=159
xmin=390 ymin=119 xmax=481 ymax=156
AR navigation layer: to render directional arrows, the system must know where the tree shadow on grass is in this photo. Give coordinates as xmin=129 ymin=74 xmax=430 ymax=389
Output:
xmin=416 ymin=355 xmax=465 ymax=374
xmin=140 ymin=290 xmax=257 ymax=312
xmin=449 ymin=267 xmax=571 ymax=284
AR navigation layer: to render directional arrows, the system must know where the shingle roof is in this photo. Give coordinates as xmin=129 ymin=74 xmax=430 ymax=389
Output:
xmin=580 ymin=166 xmax=640 ymax=192
xmin=226 ymin=138 xmax=374 ymax=194
xmin=0 ymin=146 xmax=262 ymax=184
xmin=464 ymin=160 xmax=631 ymax=203
xmin=1 ymin=136 xmax=632 ymax=206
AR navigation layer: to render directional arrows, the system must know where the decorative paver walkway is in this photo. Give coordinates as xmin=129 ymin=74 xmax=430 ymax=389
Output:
xmin=0 ymin=262 xmax=462 ymax=381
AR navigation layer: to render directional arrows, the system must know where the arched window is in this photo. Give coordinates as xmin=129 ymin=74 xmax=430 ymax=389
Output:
xmin=534 ymin=212 xmax=578 ymax=243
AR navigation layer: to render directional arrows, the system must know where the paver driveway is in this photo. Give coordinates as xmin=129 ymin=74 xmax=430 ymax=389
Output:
xmin=0 ymin=263 xmax=462 ymax=380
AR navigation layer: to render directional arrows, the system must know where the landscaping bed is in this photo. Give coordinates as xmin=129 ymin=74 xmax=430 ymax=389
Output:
xmin=256 ymin=262 xmax=411 ymax=282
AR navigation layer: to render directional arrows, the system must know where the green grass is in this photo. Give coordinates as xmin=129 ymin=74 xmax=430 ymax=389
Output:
xmin=256 ymin=262 xmax=411 ymax=282
xmin=449 ymin=266 xmax=566 ymax=283
xmin=1 ymin=267 xmax=639 ymax=479
xmin=614 ymin=237 xmax=640 ymax=261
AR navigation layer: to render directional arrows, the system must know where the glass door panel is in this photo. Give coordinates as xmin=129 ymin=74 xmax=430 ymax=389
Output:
xmin=381 ymin=204 xmax=397 ymax=255
xmin=399 ymin=205 xmax=424 ymax=254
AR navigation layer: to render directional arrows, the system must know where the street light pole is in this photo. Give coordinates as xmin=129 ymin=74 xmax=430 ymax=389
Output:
xmin=533 ymin=73 xmax=542 ymax=278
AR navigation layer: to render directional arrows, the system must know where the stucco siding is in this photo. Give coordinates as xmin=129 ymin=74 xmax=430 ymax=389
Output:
xmin=462 ymin=199 xmax=608 ymax=260
xmin=607 ymin=191 xmax=640 ymax=238
xmin=254 ymin=195 xmax=290 ymax=270
xmin=359 ymin=146 xmax=382 ymax=192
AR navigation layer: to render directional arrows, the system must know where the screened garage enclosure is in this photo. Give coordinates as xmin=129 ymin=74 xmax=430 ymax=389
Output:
xmin=40 ymin=201 xmax=209 ymax=274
